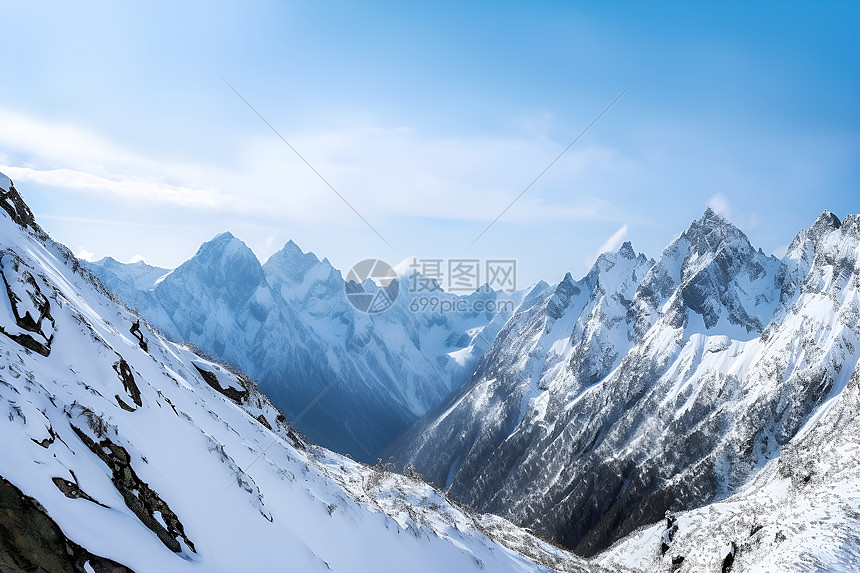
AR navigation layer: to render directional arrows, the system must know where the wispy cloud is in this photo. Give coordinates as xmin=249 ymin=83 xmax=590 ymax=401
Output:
xmin=35 ymin=214 xmax=179 ymax=227
xmin=772 ymin=244 xmax=789 ymax=259
xmin=0 ymin=106 xmax=635 ymax=226
xmin=2 ymin=166 xmax=232 ymax=210
xmin=75 ymin=246 xmax=95 ymax=261
xmin=586 ymin=223 xmax=628 ymax=268
xmin=707 ymin=192 xmax=762 ymax=233
xmin=707 ymin=193 xmax=731 ymax=219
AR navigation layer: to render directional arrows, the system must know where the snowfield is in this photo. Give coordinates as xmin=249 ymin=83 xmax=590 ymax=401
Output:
xmin=0 ymin=175 xmax=594 ymax=572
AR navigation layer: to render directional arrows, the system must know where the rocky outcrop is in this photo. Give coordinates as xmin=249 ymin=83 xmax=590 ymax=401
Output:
xmin=0 ymin=252 xmax=55 ymax=356
xmin=1 ymin=475 xmax=136 ymax=573
xmin=71 ymin=424 xmax=196 ymax=555
xmin=0 ymin=177 xmax=36 ymax=230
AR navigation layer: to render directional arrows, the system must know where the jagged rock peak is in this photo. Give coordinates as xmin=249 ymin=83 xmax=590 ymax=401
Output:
xmin=841 ymin=213 xmax=860 ymax=237
xmin=263 ymin=239 xmax=330 ymax=287
xmin=0 ymin=173 xmax=37 ymax=230
xmin=208 ymin=230 xmax=238 ymax=244
xmin=618 ymin=240 xmax=636 ymax=260
xmin=809 ymin=210 xmax=841 ymax=241
xmin=683 ymin=207 xmax=748 ymax=255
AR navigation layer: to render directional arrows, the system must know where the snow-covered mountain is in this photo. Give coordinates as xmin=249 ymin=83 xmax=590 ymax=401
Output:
xmin=597 ymin=360 xmax=860 ymax=572
xmin=86 ymin=232 xmax=522 ymax=463
xmin=6 ymin=167 xmax=857 ymax=571
xmin=0 ymin=174 xmax=596 ymax=572
xmin=387 ymin=208 xmax=860 ymax=563
xmin=385 ymin=241 xmax=654 ymax=488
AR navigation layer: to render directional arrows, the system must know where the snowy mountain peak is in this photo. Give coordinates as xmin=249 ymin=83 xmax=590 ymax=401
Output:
xmin=701 ymin=205 xmax=722 ymax=220
xmin=94 ymin=255 xmax=120 ymax=265
xmin=683 ymin=207 xmax=749 ymax=256
xmin=188 ymin=232 xmax=261 ymax=274
xmin=623 ymin=206 xmax=782 ymax=339
xmin=262 ymin=239 xmax=328 ymax=288
xmin=590 ymin=241 xmax=649 ymax=276
xmin=94 ymin=256 xmax=163 ymax=271
xmin=392 ymin=207 xmax=860 ymax=562
xmin=196 ymin=230 xmax=245 ymax=254
xmin=152 ymin=232 xmax=267 ymax=335
xmin=842 ymin=213 xmax=860 ymax=237
xmin=809 ymin=209 xmax=842 ymax=242
xmin=276 ymin=238 xmax=318 ymax=262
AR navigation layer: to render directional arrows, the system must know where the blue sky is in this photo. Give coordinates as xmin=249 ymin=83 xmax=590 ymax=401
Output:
xmin=0 ymin=1 xmax=857 ymax=288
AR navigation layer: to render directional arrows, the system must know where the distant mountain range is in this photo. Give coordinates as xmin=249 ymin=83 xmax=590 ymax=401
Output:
xmin=86 ymin=234 xmax=521 ymax=462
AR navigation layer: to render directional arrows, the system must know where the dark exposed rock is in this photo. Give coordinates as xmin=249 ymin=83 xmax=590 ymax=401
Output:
xmin=808 ymin=210 xmax=841 ymax=244
xmin=115 ymin=394 xmax=137 ymax=412
xmin=113 ymin=357 xmax=142 ymax=407
xmin=721 ymin=541 xmax=736 ymax=572
xmin=129 ymin=320 xmax=148 ymax=353
xmin=546 ymin=273 xmax=579 ymax=320
xmin=51 ymin=477 xmax=109 ymax=508
xmin=0 ymin=474 xmax=136 ymax=573
xmin=0 ymin=179 xmax=36 ymax=230
xmin=0 ymin=252 xmax=55 ymax=356
xmin=31 ymin=424 xmax=58 ymax=448
xmin=662 ymin=514 xmax=679 ymax=555
xmin=278 ymin=414 xmax=307 ymax=450
xmin=193 ymin=364 xmax=248 ymax=403
xmin=70 ymin=425 xmax=195 ymax=554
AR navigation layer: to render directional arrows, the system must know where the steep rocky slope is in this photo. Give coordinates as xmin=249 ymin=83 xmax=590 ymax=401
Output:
xmin=388 ymin=208 xmax=860 ymax=560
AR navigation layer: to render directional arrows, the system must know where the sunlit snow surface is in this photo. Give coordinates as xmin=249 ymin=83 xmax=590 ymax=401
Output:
xmin=0 ymin=176 xmax=594 ymax=572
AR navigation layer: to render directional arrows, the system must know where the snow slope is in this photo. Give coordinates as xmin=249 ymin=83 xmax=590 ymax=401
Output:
xmin=0 ymin=174 xmax=599 ymax=572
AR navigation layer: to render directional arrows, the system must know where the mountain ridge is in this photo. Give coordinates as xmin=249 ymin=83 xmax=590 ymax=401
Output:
xmin=86 ymin=228 xmax=526 ymax=462
xmin=386 ymin=207 xmax=859 ymax=559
